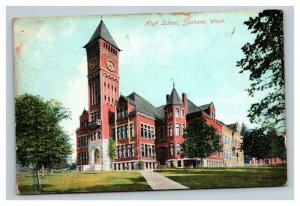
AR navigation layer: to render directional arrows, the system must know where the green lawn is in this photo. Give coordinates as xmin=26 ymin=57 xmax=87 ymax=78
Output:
xmin=17 ymin=167 xmax=287 ymax=194
xmin=154 ymin=166 xmax=287 ymax=189
xmin=17 ymin=171 xmax=151 ymax=194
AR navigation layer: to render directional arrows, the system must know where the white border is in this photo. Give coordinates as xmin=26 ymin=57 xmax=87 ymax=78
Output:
xmin=2 ymin=1 xmax=298 ymax=206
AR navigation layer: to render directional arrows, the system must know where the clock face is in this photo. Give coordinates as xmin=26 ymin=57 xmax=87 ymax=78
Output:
xmin=89 ymin=56 xmax=98 ymax=70
xmin=106 ymin=60 xmax=115 ymax=72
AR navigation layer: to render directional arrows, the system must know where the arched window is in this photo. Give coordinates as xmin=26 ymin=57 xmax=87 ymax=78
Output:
xmin=175 ymin=108 xmax=180 ymax=117
xmin=168 ymin=108 xmax=172 ymax=117
xmin=94 ymin=149 xmax=100 ymax=164
xmin=170 ymin=144 xmax=174 ymax=156
xmin=182 ymin=109 xmax=185 ymax=117
xmin=168 ymin=123 xmax=173 ymax=136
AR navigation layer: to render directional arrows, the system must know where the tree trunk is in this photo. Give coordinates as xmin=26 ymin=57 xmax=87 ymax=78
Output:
xmin=35 ymin=169 xmax=42 ymax=193
xmin=41 ymin=165 xmax=45 ymax=177
xmin=201 ymin=158 xmax=203 ymax=170
xmin=258 ymin=159 xmax=261 ymax=184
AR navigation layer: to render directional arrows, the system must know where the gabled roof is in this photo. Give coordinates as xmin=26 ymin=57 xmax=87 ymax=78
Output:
xmin=167 ymin=88 xmax=182 ymax=105
xmin=227 ymin=123 xmax=238 ymax=132
xmin=156 ymin=105 xmax=165 ymax=120
xmin=187 ymin=99 xmax=201 ymax=114
xmin=84 ymin=20 xmax=120 ymax=49
xmin=123 ymin=92 xmax=163 ymax=120
xmin=198 ymin=102 xmax=212 ymax=111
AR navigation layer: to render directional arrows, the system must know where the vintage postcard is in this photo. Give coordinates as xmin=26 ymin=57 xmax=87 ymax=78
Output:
xmin=14 ymin=10 xmax=287 ymax=194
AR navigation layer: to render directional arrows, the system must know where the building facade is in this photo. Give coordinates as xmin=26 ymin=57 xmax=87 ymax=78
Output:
xmin=76 ymin=20 xmax=244 ymax=171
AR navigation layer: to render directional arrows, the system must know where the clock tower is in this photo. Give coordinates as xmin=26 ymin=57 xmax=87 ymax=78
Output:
xmin=81 ymin=20 xmax=120 ymax=171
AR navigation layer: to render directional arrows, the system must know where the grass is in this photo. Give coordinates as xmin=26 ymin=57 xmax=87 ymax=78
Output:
xmin=17 ymin=170 xmax=152 ymax=194
xmin=154 ymin=166 xmax=287 ymax=189
xmin=17 ymin=167 xmax=287 ymax=194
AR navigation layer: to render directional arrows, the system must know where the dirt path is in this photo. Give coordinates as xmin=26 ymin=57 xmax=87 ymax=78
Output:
xmin=138 ymin=170 xmax=189 ymax=190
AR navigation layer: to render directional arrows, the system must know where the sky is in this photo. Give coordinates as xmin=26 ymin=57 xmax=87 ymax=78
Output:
xmin=14 ymin=10 xmax=264 ymax=160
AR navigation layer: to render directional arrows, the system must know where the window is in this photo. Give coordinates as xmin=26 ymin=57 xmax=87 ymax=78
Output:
xmin=147 ymin=126 xmax=151 ymax=138
xmin=125 ymin=125 xmax=128 ymax=138
xmin=141 ymin=124 xmax=144 ymax=137
xmin=182 ymin=109 xmax=185 ymax=117
xmin=211 ymin=112 xmax=216 ymax=120
xmin=182 ymin=124 xmax=185 ymax=134
xmin=176 ymin=143 xmax=181 ymax=155
xmin=150 ymin=127 xmax=155 ymax=139
xmin=120 ymin=145 xmax=124 ymax=158
xmin=130 ymin=124 xmax=135 ymax=137
xmin=118 ymin=146 xmax=122 ymax=159
xmin=175 ymin=123 xmax=180 ymax=136
xmin=170 ymin=144 xmax=174 ymax=156
xmin=151 ymin=145 xmax=155 ymax=157
xmin=127 ymin=144 xmax=131 ymax=157
xmin=168 ymin=124 xmax=173 ymax=136
xmin=117 ymin=127 xmax=121 ymax=140
xmin=131 ymin=144 xmax=135 ymax=157
xmin=145 ymin=144 xmax=149 ymax=157
xmin=141 ymin=144 xmax=145 ymax=157
xmin=144 ymin=125 xmax=148 ymax=138
xmin=141 ymin=123 xmax=155 ymax=138
xmin=168 ymin=108 xmax=172 ymax=117
xmin=121 ymin=126 xmax=125 ymax=139
xmin=175 ymin=108 xmax=180 ymax=117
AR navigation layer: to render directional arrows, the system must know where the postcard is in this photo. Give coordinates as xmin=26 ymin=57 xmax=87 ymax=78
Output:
xmin=14 ymin=10 xmax=287 ymax=194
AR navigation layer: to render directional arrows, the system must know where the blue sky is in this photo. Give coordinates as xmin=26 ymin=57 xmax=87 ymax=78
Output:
xmin=14 ymin=11 xmax=263 ymax=157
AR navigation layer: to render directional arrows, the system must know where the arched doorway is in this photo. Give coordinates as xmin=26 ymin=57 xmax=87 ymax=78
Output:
xmin=94 ymin=149 xmax=100 ymax=164
xmin=156 ymin=147 xmax=167 ymax=165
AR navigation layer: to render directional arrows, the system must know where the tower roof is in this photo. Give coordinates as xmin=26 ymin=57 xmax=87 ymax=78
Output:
xmin=167 ymin=88 xmax=182 ymax=105
xmin=84 ymin=20 xmax=120 ymax=49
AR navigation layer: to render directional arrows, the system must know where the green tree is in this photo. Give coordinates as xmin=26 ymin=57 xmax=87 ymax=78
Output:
xmin=182 ymin=116 xmax=222 ymax=168
xmin=237 ymin=10 xmax=285 ymax=134
xmin=267 ymin=129 xmax=286 ymax=161
xmin=241 ymin=128 xmax=271 ymax=162
xmin=16 ymin=94 xmax=72 ymax=192
xmin=109 ymin=138 xmax=116 ymax=160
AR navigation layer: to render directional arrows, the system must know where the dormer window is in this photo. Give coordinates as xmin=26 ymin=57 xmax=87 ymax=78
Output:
xmin=175 ymin=108 xmax=180 ymax=117
xmin=211 ymin=112 xmax=216 ymax=120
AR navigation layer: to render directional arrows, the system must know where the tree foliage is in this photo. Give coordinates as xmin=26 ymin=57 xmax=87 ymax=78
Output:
xmin=182 ymin=116 xmax=222 ymax=167
xmin=267 ymin=129 xmax=286 ymax=160
xmin=241 ymin=128 xmax=271 ymax=161
xmin=237 ymin=10 xmax=286 ymax=133
xmin=16 ymin=94 xmax=72 ymax=191
xmin=242 ymin=127 xmax=286 ymax=163
xmin=108 ymin=138 xmax=116 ymax=160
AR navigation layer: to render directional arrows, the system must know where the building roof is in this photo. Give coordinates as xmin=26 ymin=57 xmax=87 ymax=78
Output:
xmin=167 ymin=88 xmax=182 ymax=105
xmin=156 ymin=105 xmax=165 ymax=121
xmin=126 ymin=92 xmax=163 ymax=120
xmin=82 ymin=108 xmax=88 ymax=115
xmin=84 ymin=20 xmax=120 ymax=49
xmin=186 ymin=99 xmax=201 ymax=114
xmin=198 ymin=102 xmax=212 ymax=111
xmin=226 ymin=123 xmax=238 ymax=132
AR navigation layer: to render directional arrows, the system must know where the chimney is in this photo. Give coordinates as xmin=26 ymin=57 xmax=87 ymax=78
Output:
xmin=166 ymin=94 xmax=170 ymax=104
xmin=182 ymin=93 xmax=187 ymax=112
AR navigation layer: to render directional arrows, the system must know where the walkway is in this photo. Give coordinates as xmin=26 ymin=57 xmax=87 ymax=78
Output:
xmin=139 ymin=170 xmax=189 ymax=190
